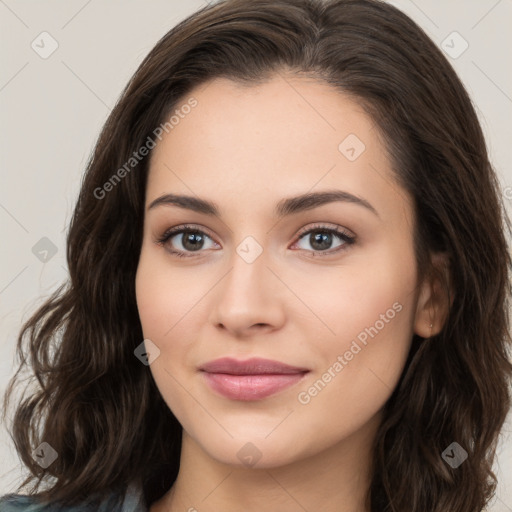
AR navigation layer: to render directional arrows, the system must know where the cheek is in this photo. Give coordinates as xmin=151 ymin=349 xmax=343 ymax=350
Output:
xmin=295 ymin=250 xmax=417 ymax=429
xmin=290 ymin=245 xmax=416 ymax=359
xmin=135 ymin=248 xmax=207 ymax=416
xmin=135 ymin=247 xmax=205 ymax=340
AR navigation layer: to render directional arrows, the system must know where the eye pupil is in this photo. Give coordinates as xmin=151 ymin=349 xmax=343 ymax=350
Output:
xmin=310 ymin=232 xmax=332 ymax=251
xmin=182 ymin=232 xmax=204 ymax=251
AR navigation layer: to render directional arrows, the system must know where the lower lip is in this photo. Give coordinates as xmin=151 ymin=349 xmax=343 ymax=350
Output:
xmin=201 ymin=372 xmax=308 ymax=401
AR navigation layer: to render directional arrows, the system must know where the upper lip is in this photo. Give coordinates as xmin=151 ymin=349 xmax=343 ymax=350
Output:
xmin=199 ymin=357 xmax=310 ymax=375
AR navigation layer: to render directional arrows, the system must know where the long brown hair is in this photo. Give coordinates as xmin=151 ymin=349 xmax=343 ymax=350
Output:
xmin=3 ymin=1 xmax=511 ymax=510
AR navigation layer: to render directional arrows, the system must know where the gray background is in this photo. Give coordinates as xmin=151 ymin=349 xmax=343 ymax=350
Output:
xmin=1 ymin=0 xmax=511 ymax=510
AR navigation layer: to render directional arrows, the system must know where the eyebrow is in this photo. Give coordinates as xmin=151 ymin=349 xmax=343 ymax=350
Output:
xmin=147 ymin=190 xmax=379 ymax=218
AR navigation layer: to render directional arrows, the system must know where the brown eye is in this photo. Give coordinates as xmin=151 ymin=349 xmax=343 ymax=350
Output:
xmin=155 ymin=225 xmax=218 ymax=258
xmin=292 ymin=224 xmax=355 ymax=256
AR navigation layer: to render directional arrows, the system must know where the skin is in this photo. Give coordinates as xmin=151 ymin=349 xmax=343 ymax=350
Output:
xmin=135 ymin=73 xmax=444 ymax=512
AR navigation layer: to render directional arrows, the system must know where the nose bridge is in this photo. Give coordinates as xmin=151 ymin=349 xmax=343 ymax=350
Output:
xmin=209 ymin=233 xmax=285 ymax=333
xmin=223 ymin=234 xmax=272 ymax=303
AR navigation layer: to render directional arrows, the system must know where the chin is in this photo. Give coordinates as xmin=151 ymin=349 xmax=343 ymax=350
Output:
xmin=189 ymin=428 xmax=318 ymax=470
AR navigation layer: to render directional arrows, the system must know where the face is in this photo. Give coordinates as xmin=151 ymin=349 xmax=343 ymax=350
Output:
xmin=135 ymin=74 xmax=427 ymax=468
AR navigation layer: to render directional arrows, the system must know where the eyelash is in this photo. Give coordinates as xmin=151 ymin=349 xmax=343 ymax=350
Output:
xmin=155 ymin=223 xmax=356 ymax=259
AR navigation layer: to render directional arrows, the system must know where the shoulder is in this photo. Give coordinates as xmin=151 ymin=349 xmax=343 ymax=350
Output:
xmin=0 ymin=494 xmax=51 ymax=511
xmin=0 ymin=485 xmax=148 ymax=511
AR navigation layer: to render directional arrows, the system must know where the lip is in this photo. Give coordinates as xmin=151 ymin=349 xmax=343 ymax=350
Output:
xmin=199 ymin=357 xmax=310 ymax=401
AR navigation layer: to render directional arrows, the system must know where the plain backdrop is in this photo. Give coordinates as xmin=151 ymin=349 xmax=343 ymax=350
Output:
xmin=1 ymin=0 xmax=511 ymax=510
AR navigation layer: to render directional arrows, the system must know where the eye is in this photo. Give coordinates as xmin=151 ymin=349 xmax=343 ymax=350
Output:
xmin=155 ymin=223 xmax=356 ymax=258
xmin=291 ymin=223 xmax=355 ymax=257
xmin=155 ymin=224 xmax=218 ymax=258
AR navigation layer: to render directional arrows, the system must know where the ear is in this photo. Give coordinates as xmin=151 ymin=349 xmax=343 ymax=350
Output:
xmin=414 ymin=252 xmax=453 ymax=338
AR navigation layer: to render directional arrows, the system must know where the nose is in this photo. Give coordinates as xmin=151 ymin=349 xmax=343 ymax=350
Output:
xmin=208 ymin=245 xmax=286 ymax=338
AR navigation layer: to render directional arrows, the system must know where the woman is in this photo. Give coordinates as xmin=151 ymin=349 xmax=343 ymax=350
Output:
xmin=1 ymin=0 xmax=510 ymax=510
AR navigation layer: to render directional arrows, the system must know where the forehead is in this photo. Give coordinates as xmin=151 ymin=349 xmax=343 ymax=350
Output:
xmin=146 ymin=74 xmax=412 ymax=225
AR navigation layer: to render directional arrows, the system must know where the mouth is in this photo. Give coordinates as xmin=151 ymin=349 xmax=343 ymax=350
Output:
xmin=199 ymin=357 xmax=310 ymax=401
